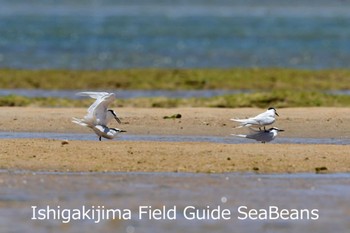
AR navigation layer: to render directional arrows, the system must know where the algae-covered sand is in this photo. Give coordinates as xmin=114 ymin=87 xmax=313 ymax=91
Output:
xmin=1 ymin=68 xmax=350 ymax=108
xmin=2 ymin=90 xmax=350 ymax=108
xmin=1 ymin=68 xmax=350 ymax=90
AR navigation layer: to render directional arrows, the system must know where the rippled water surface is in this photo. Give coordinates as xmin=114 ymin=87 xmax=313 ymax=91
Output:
xmin=1 ymin=0 xmax=350 ymax=69
xmin=0 ymin=171 xmax=349 ymax=233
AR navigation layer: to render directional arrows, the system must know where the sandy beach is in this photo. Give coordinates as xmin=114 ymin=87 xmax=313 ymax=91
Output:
xmin=0 ymin=107 xmax=349 ymax=173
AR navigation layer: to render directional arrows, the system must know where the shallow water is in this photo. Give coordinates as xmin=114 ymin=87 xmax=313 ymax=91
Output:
xmin=2 ymin=89 xmax=350 ymax=100
xmin=0 ymin=89 xmax=248 ymax=99
xmin=0 ymin=131 xmax=349 ymax=145
xmin=328 ymin=90 xmax=350 ymax=96
xmin=0 ymin=171 xmax=349 ymax=233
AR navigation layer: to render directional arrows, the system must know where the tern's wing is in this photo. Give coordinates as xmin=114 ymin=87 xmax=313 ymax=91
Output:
xmin=86 ymin=93 xmax=116 ymax=125
xmin=231 ymin=117 xmax=261 ymax=127
xmin=250 ymin=110 xmax=271 ymax=121
xmin=249 ymin=110 xmax=276 ymax=126
xmin=251 ymin=115 xmax=275 ymax=126
xmin=252 ymin=110 xmax=268 ymax=118
xmin=231 ymin=110 xmax=267 ymax=122
xmin=76 ymin=92 xmax=111 ymax=99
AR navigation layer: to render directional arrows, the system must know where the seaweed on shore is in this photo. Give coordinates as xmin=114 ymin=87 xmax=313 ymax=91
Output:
xmin=0 ymin=68 xmax=349 ymax=91
xmin=1 ymin=91 xmax=350 ymax=108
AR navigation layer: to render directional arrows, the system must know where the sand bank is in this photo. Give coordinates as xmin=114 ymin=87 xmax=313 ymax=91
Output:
xmin=0 ymin=107 xmax=349 ymax=173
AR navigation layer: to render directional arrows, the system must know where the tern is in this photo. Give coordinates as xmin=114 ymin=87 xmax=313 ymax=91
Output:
xmin=72 ymin=117 xmax=126 ymax=141
xmin=231 ymin=127 xmax=284 ymax=143
xmin=231 ymin=107 xmax=279 ymax=130
xmin=77 ymin=92 xmax=121 ymax=126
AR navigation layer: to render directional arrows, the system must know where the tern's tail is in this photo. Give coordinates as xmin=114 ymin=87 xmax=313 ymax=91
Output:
xmin=72 ymin=117 xmax=91 ymax=127
xmin=230 ymin=118 xmax=247 ymax=123
xmin=230 ymin=118 xmax=251 ymax=128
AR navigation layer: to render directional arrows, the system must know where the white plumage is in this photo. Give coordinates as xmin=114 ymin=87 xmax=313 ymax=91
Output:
xmin=72 ymin=92 xmax=125 ymax=141
xmin=76 ymin=92 xmax=121 ymax=126
xmin=72 ymin=117 xmax=125 ymax=141
xmin=231 ymin=107 xmax=279 ymax=129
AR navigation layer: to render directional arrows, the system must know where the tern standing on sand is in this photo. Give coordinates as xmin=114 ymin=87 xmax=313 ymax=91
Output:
xmin=72 ymin=92 xmax=126 ymax=141
xmin=231 ymin=107 xmax=279 ymax=130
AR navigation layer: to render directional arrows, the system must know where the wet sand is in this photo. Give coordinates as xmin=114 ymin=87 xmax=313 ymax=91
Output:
xmin=0 ymin=107 xmax=349 ymax=173
xmin=1 ymin=107 xmax=350 ymax=138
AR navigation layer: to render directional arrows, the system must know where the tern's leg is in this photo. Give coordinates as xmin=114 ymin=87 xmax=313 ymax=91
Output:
xmin=99 ymin=136 xmax=102 ymax=141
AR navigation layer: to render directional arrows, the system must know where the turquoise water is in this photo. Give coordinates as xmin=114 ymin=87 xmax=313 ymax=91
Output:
xmin=1 ymin=0 xmax=350 ymax=69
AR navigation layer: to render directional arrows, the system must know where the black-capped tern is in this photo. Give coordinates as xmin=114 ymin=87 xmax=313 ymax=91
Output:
xmin=72 ymin=117 xmax=126 ymax=141
xmin=231 ymin=107 xmax=279 ymax=130
xmin=232 ymin=127 xmax=284 ymax=143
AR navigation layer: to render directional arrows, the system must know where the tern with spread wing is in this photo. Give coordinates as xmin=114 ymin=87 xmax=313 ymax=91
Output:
xmin=72 ymin=92 xmax=125 ymax=141
xmin=231 ymin=107 xmax=279 ymax=130
xmin=231 ymin=127 xmax=284 ymax=143
xmin=76 ymin=92 xmax=121 ymax=126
